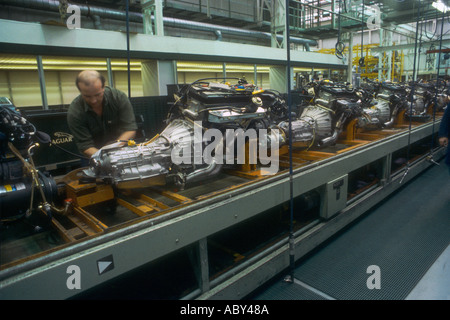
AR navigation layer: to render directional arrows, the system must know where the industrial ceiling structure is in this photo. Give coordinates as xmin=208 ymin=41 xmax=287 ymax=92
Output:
xmin=0 ymin=0 xmax=449 ymax=93
xmin=1 ymin=1 xmax=448 ymax=45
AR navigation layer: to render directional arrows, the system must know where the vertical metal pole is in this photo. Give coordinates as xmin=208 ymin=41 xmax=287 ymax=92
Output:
xmin=347 ymin=32 xmax=353 ymax=84
xmin=198 ymin=238 xmax=210 ymax=292
xmin=106 ymin=58 xmax=114 ymax=88
xmin=206 ymin=0 xmax=211 ymax=18
xmin=36 ymin=55 xmax=48 ymax=110
xmin=284 ymin=0 xmax=295 ymax=283
xmin=381 ymin=153 xmax=392 ymax=186
xmin=401 ymin=3 xmax=421 ymax=184
xmin=57 ymin=71 xmax=64 ymax=106
xmin=126 ymin=0 xmax=131 ymax=98
xmin=173 ymin=60 xmax=179 ymax=84
xmin=331 ymin=0 xmax=336 ymax=29
xmin=187 ymin=238 xmax=210 ymax=294
xmin=378 ymin=28 xmax=383 ymax=80
xmin=429 ymin=9 xmax=446 ymax=162
xmin=254 ymin=64 xmax=258 ymax=87
xmin=6 ymin=71 xmax=14 ymax=105
xmin=222 ymin=62 xmax=227 ymax=79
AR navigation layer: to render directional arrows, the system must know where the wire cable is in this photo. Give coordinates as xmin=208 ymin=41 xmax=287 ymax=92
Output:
xmin=283 ymin=0 xmax=295 ymax=284
xmin=428 ymin=8 xmax=446 ymax=165
xmin=359 ymin=1 xmax=365 ymax=68
xmin=335 ymin=0 xmax=346 ymax=60
xmin=401 ymin=1 xmax=423 ymax=184
xmin=126 ymin=0 xmax=131 ymax=98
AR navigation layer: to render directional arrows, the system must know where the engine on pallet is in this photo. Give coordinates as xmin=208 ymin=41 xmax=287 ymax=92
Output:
xmin=81 ymin=78 xmax=447 ymax=190
xmin=405 ymin=81 xmax=433 ymax=121
xmin=82 ymin=79 xmax=383 ymax=190
xmin=360 ymin=79 xmax=409 ymax=129
xmin=0 ymin=98 xmax=59 ymax=227
xmin=404 ymin=80 xmax=448 ymax=121
xmin=287 ymin=80 xmax=362 ymax=147
xmin=83 ymin=79 xmax=290 ymax=189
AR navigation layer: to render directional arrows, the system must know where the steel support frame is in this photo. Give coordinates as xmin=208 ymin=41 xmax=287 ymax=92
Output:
xmin=142 ymin=0 xmax=164 ymax=36
xmin=0 ymin=20 xmax=344 ymax=69
xmin=36 ymin=55 xmax=48 ymax=110
xmin=259 ymin=0 xmax=287 ymax=49
xmin=0 ymin=121 xmax=442 ymax=299
xmin=197 ymin=146 xmax=445 ymax=299
xmin=379 ymin=28 xmax=393 ymax=82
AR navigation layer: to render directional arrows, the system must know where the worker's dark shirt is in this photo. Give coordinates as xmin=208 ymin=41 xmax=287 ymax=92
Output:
xmin=438 ymin=103 xmax=450 ymax=165
xmin=67 ymin=86 xmax=137 ymax=153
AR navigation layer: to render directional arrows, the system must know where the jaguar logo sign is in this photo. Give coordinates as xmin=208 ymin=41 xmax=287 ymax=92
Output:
xmin=52 ymin=132 xmax=74 ymax=145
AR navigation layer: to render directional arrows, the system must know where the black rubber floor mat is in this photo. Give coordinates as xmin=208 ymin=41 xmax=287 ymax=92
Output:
xmin=253 ymin=161 xmax=450 ymax=300
xmin=296 ymin=163 xmax=450 ymax=300
xmin=252 ymin=279 xmax=328 ymax=300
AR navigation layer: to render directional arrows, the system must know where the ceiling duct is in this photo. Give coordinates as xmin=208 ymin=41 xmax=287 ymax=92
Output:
xmin=0 ymin=0 xmax=317 ymax=50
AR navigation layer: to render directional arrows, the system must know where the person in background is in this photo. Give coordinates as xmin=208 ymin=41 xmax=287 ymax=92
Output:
xmin=67 ymin=70 xmax=137 ymax=158
xmin=438 ymin=95 xmax=450 ymax=174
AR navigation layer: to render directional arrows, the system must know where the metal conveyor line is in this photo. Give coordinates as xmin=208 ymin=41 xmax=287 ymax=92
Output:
xmin=250 ymin=158 xmax=450 ymax=300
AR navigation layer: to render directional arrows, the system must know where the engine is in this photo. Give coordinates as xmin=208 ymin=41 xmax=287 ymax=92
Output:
xmin=83 ymin=79 xmax=363 ymax=189
xmin=0 ymin=98 xmax=58 ymax=225
xmin=363 ymin=81 xmax=409 ymax=129
xmin=83 ymin=79 xmax=289 ymax=189
xmin=286 ymin=82 xmax=362 ymax=147
xmin=404 ymin=82 xmax=433 ymax=121
xmin=81 ymin=78 xmax=444 ymax=190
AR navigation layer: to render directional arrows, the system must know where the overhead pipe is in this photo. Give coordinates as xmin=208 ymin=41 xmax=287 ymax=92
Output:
xmin=0 ymin=0 xmax=317 ymax=50
xmin=161 ymin=16 xmax=317 ymax=50
xmin=90 ymin=15 xmax=102 ymax=30
xmin=0 ymin=0 xmax=143 ymax=23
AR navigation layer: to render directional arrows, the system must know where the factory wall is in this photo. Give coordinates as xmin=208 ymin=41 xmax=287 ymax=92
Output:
xmin=177 ymin=71 xmax=270 ymax=88
xmin=0 ymin=64 xmax=272 ymax=108
xmin=0 ymin=69 xmax=143 ymax=108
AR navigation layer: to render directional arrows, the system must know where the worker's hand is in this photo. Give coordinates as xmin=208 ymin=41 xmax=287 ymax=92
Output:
xmin=439 ymin=137 xmax=449 ymax=147
xmin=445 ymin=95 xmax=450 ymax=104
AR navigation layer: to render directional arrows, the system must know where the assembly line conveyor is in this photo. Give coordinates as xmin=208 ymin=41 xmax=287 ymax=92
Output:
xmin=0 ymin=113 xmax=445 ymax=299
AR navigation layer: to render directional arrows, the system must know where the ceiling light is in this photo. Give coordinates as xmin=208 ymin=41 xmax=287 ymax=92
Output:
xmin=432 ymin=0 xmax=449 ymax=13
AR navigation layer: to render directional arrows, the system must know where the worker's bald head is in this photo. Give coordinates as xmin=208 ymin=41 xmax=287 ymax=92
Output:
xmin=75 ymin=70 xmax=106 ymax=91
xmin=76 ymin=70 xmax=106 ymax=109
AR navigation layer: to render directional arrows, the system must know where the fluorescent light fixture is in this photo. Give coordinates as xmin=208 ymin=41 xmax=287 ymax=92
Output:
xmin=432 ymin=0 xmax=449 ymax=13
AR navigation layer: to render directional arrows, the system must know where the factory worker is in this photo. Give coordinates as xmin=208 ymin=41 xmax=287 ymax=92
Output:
xmin=438 ymin=95 xmax=450 ymax=174
xmin=67 ymin=70 xmax=137 ymax=158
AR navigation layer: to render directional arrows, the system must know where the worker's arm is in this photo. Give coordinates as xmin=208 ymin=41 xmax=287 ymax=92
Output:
xmin=117 ymin=130 xmax=136 ymax=143
xmin=83 ymin=130 xmax=136 ymax=158
xmin=83 ymin=147 xmax=99 ymax=158
xmin=438 ymin=99 xmax=450 ymax=147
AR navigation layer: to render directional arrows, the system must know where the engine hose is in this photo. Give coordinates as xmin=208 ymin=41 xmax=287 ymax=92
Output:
xmin=306 ymin=125 xmax=316 ymax=151
xmin=359 ymin=56 xmax=365 ymax=67
xmin=335 ymin=41 xmax=346 ymax=59
xmin=335 ymin=0 xmax=345 ymax=60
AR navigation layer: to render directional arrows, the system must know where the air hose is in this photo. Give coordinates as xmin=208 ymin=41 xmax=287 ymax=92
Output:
xmin=335 ymin=0 xmax=346 ymax=59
